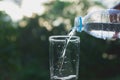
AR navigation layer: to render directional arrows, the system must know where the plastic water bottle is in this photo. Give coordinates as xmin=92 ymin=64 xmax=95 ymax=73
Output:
xmin=75 ymin=9 xmax=120 ymax=40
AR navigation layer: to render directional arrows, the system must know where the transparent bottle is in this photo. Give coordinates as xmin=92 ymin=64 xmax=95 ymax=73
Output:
xmin=75 ymin=9 xmax=120 ymax=40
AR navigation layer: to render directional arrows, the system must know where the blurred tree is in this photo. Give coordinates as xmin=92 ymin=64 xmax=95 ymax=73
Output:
xmin=0 ymin=11 xmax=21 ymax=80
xmin=1 ymin=0 xmax=120 ymax=80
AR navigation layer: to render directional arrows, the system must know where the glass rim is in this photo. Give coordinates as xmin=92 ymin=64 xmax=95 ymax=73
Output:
xmin=49 ymin=35 xmax=80 ymax=42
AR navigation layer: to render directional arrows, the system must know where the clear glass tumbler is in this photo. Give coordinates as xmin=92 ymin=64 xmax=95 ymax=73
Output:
xmin=49 ymin=35 xmax=80 ymax=80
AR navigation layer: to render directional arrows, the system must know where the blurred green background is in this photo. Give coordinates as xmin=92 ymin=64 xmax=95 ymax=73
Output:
xmin=0 ymin=0 xmax=120 ymax=80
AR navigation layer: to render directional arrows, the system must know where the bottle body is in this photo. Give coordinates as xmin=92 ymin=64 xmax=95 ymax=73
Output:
xmin=76 ymin=9 xmax=120 ymax=40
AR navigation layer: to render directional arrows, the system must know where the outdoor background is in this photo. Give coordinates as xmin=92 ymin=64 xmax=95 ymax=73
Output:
xmin=0 ymin=0 xmax=120 ymax=80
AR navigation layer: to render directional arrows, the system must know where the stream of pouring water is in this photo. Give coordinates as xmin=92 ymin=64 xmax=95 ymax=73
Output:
xmin=62 ymin=27 xmax=77 ymax=58
xmin=59 ymin=26 xmax=77 ymax=72
xmin=59 ymin=17 xmax=80 ymax=72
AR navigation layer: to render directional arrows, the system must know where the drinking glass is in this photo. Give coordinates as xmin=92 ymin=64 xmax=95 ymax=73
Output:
xmin=49 ymin=35 xmax=80 ymax=80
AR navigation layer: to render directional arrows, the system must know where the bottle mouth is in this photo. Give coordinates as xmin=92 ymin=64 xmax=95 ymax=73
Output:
xmin=74 ymin=17 xmax=83 ymax=32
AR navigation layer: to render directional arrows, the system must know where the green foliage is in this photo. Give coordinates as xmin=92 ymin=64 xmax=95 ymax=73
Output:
xmin=0 ymin=0 xmax=120 ymax=80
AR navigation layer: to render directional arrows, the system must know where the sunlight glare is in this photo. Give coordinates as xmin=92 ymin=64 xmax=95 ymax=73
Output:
xmin=21 ymin=0 xmax=46 ymax=17
xmin=0 ymin=1 xmax=23 ymax=21
xmin=0 ymin=0 xmax=49 ymax=21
